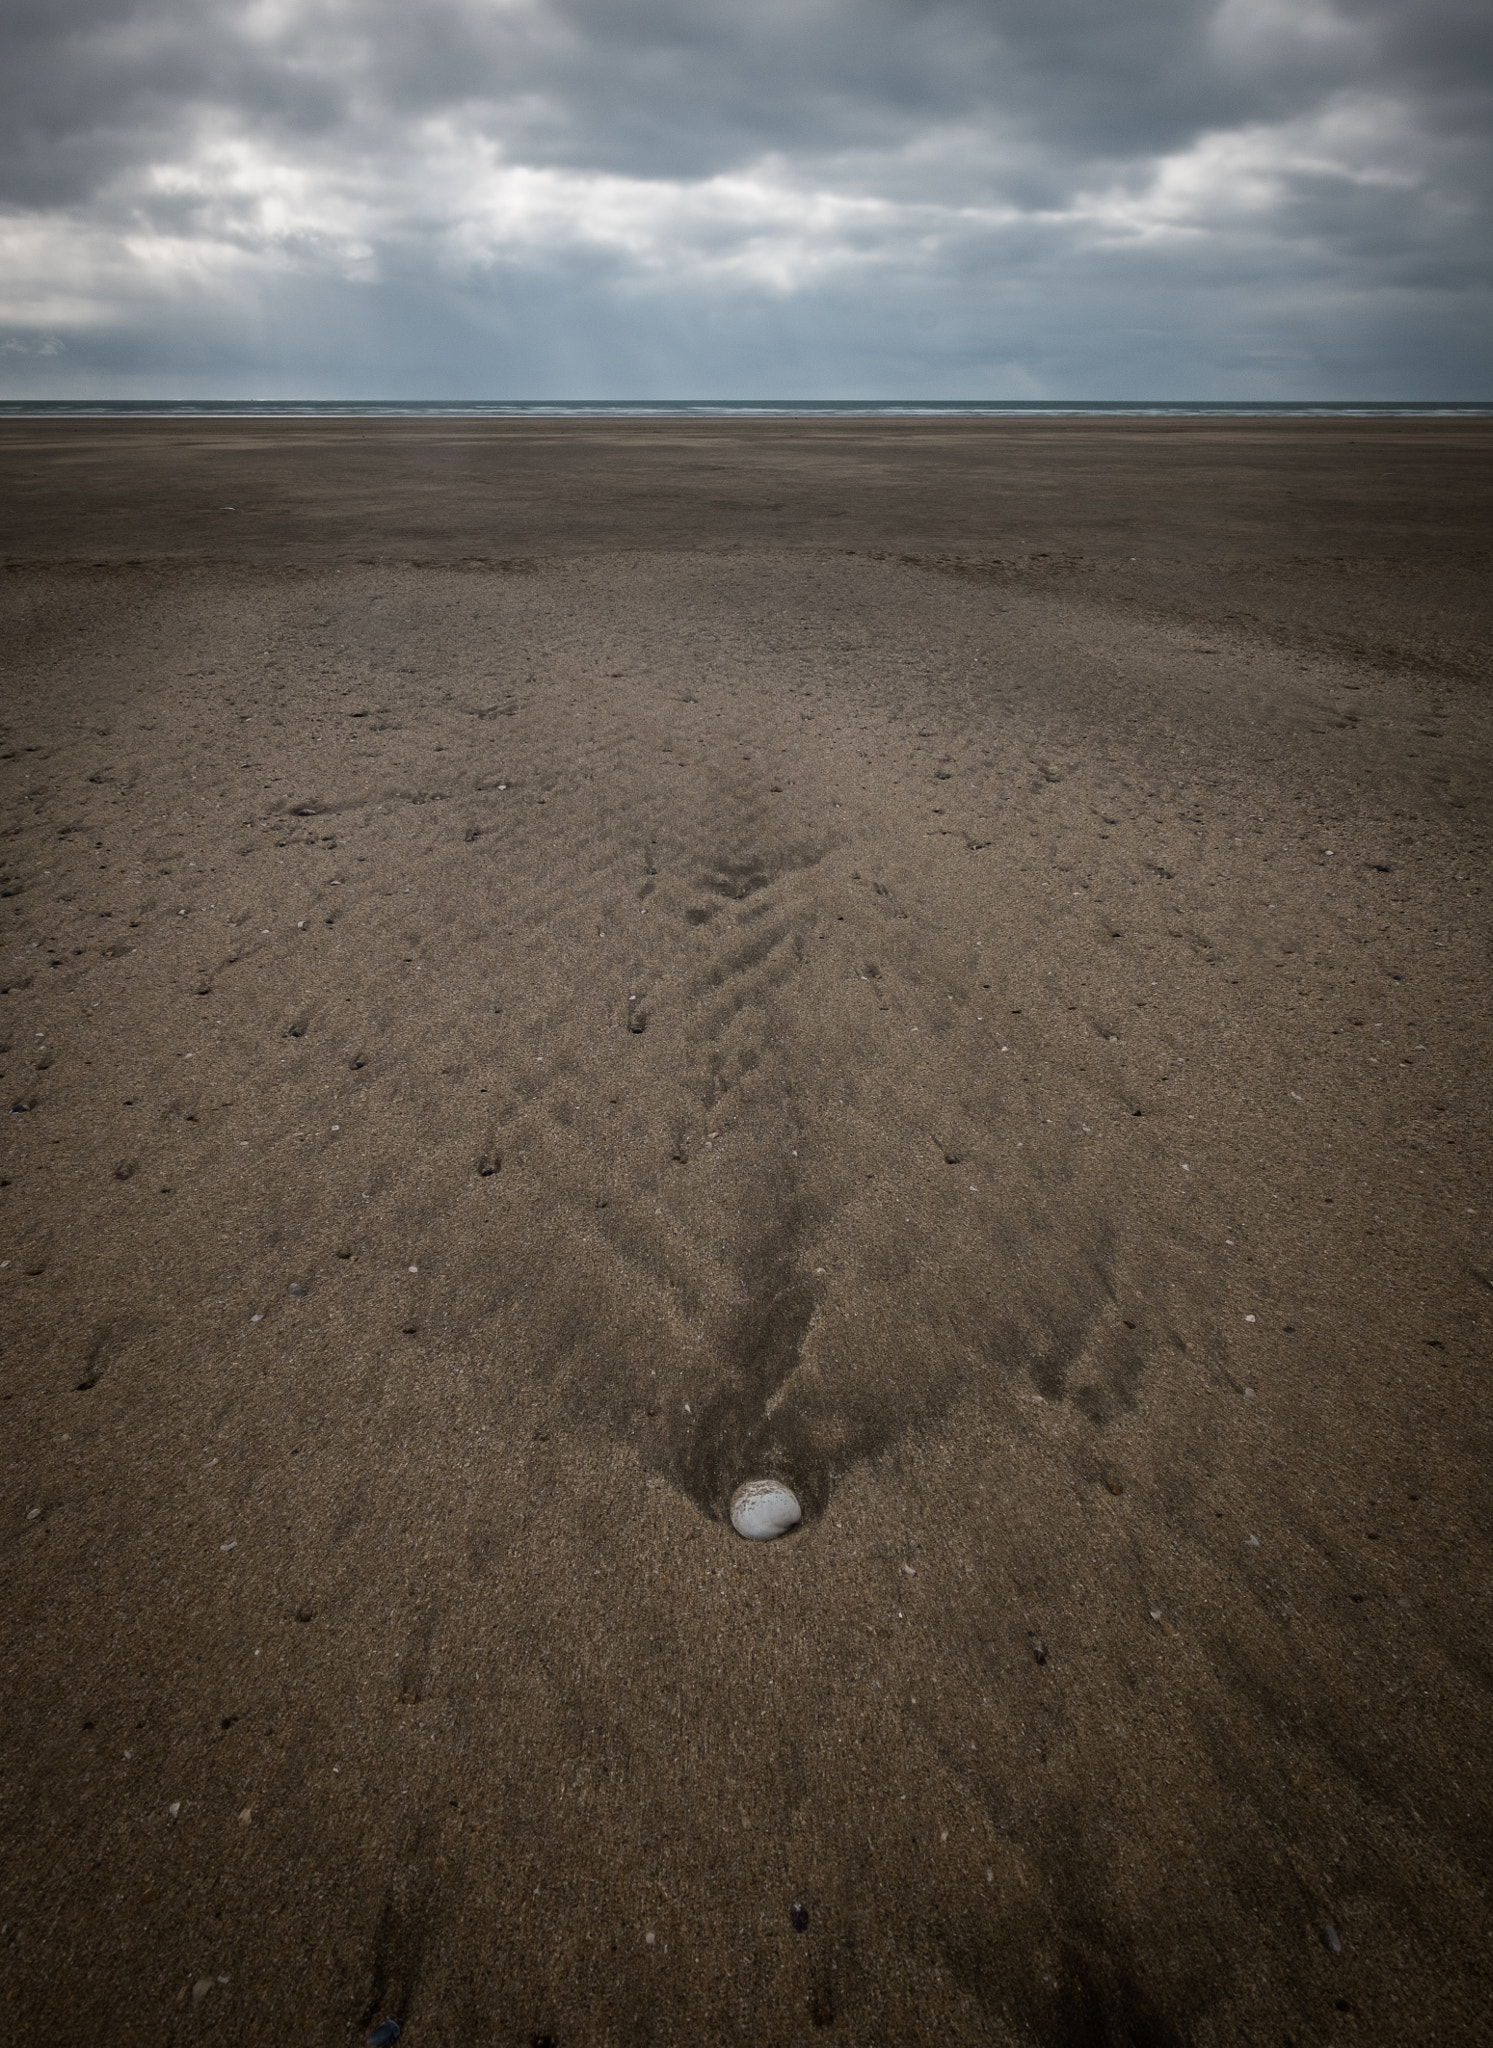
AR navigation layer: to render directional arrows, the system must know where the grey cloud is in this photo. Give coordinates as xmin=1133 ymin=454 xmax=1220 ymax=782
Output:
xmin=4 ymin=0 xmax=1485 ymax=194
xmin=0 ymin=0 xmax=1488 ymax=397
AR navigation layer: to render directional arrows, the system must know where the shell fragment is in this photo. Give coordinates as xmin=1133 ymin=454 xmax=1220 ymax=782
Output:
xmin=730 ymin=1479 xmax=802 ymax=1541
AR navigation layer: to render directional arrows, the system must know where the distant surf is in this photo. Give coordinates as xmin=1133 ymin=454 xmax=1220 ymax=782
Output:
xmin=2 ymin=399 xmax=1489 ymax=419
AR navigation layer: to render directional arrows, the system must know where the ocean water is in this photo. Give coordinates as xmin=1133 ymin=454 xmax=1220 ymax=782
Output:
xmin=1 ymin=399 xmax=1489 ymax=419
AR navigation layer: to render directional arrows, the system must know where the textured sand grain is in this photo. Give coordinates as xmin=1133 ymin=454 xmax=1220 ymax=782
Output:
xmin=1 ymin=422 xmax=1489 ymax=2047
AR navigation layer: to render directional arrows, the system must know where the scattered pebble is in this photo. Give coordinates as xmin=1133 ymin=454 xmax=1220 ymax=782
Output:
xmin=287 ymin=1282 xmax=307 ymax=1299
xmin=791 ymin=1903 xmax=810 ymax=1933
xmin=192 ymin=1978 xmax=214 ymax=2008
xmin=730 ymin=1479 xmax=802 ymax=1541
xmin=366 ymin=2024 xmax=402 ymax=2047
xmin=1320 ymin=1923 xmax=1342 ymax=1955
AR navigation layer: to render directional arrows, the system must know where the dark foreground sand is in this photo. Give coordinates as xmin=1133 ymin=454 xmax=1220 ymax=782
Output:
xmin=1 ymin=421 xmax=1490 ymax=2047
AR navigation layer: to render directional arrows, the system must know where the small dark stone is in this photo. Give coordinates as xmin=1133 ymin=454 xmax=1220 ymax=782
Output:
xmin=791 ymin=1903 xmax=809 ymax=1933
xmin=1033 ymin=1647 xmax=1047 ymax=1666
xmin=367 ymin=2023 xmax=402 ymax=2047
xmin=295 ymin=1607 xmax=315 ymax=1624
xmin=1320 ymin=1923 xmax=1341 ymax=1955
xmin=628 ymin=1011 xmax=647 ymax=1034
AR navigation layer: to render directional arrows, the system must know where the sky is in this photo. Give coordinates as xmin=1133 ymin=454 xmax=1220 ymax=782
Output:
xmin=1 ymin=0 xmax=1490 ymax=399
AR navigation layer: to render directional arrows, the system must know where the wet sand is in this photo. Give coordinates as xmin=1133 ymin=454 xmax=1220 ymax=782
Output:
xmin=1 ymin=421 xmax=1490 ymax=2046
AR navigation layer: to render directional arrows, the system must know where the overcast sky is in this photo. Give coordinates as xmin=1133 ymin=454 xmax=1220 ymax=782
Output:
xmin=1 ymin=0 xmax=1489 ymax=398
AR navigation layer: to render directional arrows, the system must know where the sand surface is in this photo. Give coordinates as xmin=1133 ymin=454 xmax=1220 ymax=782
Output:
xmin=1 ymin=421 xmax=1490 ymax=2046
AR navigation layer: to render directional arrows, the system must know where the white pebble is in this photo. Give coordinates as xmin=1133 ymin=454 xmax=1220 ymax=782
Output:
xmin=730 ymin=1479 xmax=801 ymax=1541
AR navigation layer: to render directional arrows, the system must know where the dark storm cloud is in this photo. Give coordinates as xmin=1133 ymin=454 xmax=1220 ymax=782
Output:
xmin=1 ymin=0 xmax=1489 ymax=394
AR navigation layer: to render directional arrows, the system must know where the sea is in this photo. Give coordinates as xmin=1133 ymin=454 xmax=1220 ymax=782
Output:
xmin=0 ymin=400 xmax=1488 ymax=420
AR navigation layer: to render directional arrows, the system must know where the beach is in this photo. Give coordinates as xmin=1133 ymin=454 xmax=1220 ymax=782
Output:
xmin=1 ymin=418 xmax=1490 ymax=2045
